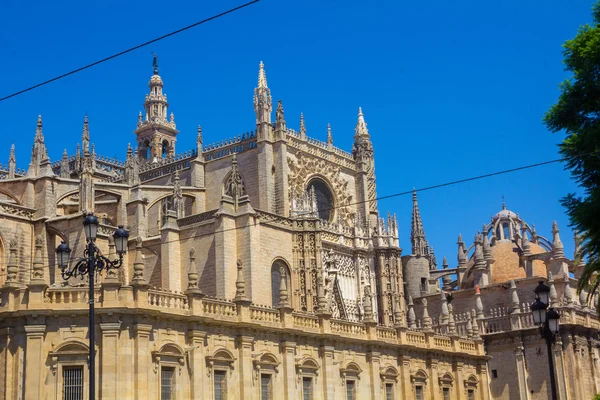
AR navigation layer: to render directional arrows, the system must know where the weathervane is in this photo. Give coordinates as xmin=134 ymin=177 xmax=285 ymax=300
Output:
xmin=152 ymin=53 xmax=159 ymax=75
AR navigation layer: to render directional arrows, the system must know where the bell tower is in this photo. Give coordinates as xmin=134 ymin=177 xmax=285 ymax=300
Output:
xmin=134 ymin=54 xmax=179 ymax=161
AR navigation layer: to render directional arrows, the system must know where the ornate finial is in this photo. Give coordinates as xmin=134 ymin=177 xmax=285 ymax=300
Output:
xmin=36 ymin=114 xmax=43 ymax=135
xmin=4 ymin=239 xmax=19 ymax=287
xmin=170 ymin=112 xmax=175 ymax=124
xmin=132 ymin=237 xmax=146 ymax=285
xmin=502 ymin=195 xmax=506 ymax=210
xmin=407 ymin=296 xmax=416 ymax=329
xmin=327 ymin=123 xmax=333 ymax=146
xmin=31 ymin=235 xmax=44 ymax=281
xmin=443 ymin=256 xmax=448 ymax=268
xmin=278 ymin=266 xmax=289 ymax=307
xmin=551 ymin=220 xmax=565 ymax=259
xmin=187 ymin=249 xmax=199 ymax=289
xmin=422 ymin=298 xmax=432 ymax=330
xmin=152 ymin=53 xmax=159 ymax=75
xmin=9 ymin=143 xmax=15 ymax=162
xmin=509 ymin=280 xmax=520 ymax=312
xmin=234 ymin=259 xmax=249 ymax=301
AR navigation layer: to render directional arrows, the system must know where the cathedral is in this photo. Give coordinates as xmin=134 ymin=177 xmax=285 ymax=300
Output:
xmin=0 ymin=57 xmax=596 ymax=400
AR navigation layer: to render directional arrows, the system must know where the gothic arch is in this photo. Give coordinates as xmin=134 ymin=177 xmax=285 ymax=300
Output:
xmin=305 ymin=175 xmax=336 ymax=222
xmin=56 ymin=189 xmax=81 ymax=205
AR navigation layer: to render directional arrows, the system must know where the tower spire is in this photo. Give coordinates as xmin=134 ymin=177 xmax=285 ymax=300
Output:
xmin=299 ymin=113 xmax=306 ymax=140
xmin=352 ymin=107 xmax=378 ymax=227
xmin=253 ymin=61 xmax=272 ymax=130
xmin=411 ymin=189 xmax=427 ymax=256
xmin=8 ymin=144 xmax=16 ymax=179
xmin=27 ymin=115 xmax=49 ymax=177
xmin=82 ymin=115 xmax=90 ymax=154
xmin=354 ymin=107 xmax=369 ymax=137
xmin=327 ymin=123 xmax=333 ymax=147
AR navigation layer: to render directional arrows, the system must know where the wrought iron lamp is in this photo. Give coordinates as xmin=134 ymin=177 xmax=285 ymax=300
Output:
xmin=530 ymin=280 xmax=560 ymax=400
xmin=56 ymin=213 xmax=129 ymax=400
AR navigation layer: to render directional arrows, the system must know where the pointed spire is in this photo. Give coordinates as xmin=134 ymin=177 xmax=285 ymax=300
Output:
xmin=278 ymin=266 xmax=289 ymax=307
xmin=327 ymin=123 xmax=333 ymax=147
xmin=254 ymin=61 xmax=272 ymax=127
xmin=442 ymin=256 xmax=452 ymax=291
xmin=36 ymin=115 xmax=43 ymax=141
xmin=275 ymin=100 xmax=287 ymax=138
xmin=482 ymin=226 xmax=493 ymax=262
xmin=354 ymin=107 xmax=370 ymax=137
xmin=257 ymin=61 xmax=268 ymax=89
xmin=457 ymin=233 xmax=467 ymax=267
xmin=197 ymin=126 xmax=203 ymax=147
xmin=411 ymin=189 xmax=427 ymax=256
xmin=60 ymin=149 xmax=70 ymax=178
xmin=28 ymin=115 xmax=49 ymax=177
xmin=473 ymin=233 xmax=486 ymax=269
xmin=502 ymin=195 xmax=506 ymax=210
xmin=447 ymin=303 xmax=456 ymax=334
xmin=407 ymin=296 xmax=416 ymax=329
xmin=153 ymin=52 xmax=159 ymax=75
xmin=440 ymin=291 xmax=449 ymax=323
xmin=551 ymin=221 xmax=565 ymax=259
xmin=564 ymin=274 xmax=574 ymax=306
xmin=471 ymin=309 xmax=480 ymax=337
xmin=299 ymin=113 xmax=307 ymax=140
xmin=475 ymin=286 xmax=484 ymax=319
xmin=82 ymin=115 xmax=90 ymax=154
xmin=8 ymin=144 xmax=16 ymax=179
xmin=187 ymin=249 xmax=199 ymax=289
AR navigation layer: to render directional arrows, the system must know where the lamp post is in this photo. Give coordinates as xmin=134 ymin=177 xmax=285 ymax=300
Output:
xmin=530 ymin=280 xmax=561 ymax=400
xmin=56 ymin=213 xmax=129 ymax=400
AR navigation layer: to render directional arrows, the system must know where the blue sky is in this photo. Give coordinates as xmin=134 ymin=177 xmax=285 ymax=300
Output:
xmin=0 ymin=0 xmax=593 ymax=266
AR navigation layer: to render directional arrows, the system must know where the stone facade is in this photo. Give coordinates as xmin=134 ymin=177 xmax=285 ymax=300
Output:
xmin=404 ymin=196 xmax=600 ymax=400
xmin=0 ymin=58 xmax=514 ymax=400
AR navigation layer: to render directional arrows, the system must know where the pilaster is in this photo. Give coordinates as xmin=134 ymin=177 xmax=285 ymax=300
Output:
xmin=238 ymin=335 xmax=254 ymax=399
xmin=514 ymin=338 xmax=529 ymax=400
xmin=280 ymin=341 xmax=297 ymax=400
xmin=160 ymin=211 xmax=181 ymax=291
xmin=367 ymin=350 xmax=381 ymax=400
xmin=188 ymin=330 xmax=207 ymax=400
xmin=100 ymin=321 xmax=122 ymax=399
xmin=134 ymin=324 xmax=152 ymax=400
xmin=23 ymin=324 xmax=46 ymax=400
xmin=320 ymin=345 xmax=335 ymax=400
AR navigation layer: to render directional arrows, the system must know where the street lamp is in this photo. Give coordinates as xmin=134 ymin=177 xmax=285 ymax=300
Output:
xmin=530 ymin=280 xmax=560 ymax=400
xmin=56 ymin=213 xmax=129 ymax=400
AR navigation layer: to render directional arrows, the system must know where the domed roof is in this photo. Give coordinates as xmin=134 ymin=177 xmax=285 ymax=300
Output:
xmin=461 ymin=237 xmax=548 ymax=288
xmin=493 ymin=207 xmax=518 ymax=220
xmin=149 ymin=74 xmax=164 ymax=87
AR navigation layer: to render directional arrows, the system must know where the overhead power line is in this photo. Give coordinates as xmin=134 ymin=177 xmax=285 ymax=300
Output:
xmin=11 ymin=150 xmax=592 ymax=268
xmin=0 ymin=0 xmax=260 ymax=103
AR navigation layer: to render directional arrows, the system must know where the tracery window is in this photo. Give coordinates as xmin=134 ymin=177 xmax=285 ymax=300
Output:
xmin=307 ymin=178 xmax=334 ymax=222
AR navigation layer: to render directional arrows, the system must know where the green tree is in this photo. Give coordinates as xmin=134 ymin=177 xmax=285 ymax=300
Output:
xmin=544 ymin=1 xmax=600 ymax=309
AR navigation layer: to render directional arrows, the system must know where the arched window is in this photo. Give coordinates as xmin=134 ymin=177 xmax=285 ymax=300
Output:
xmin=162 ymin=140 xmax=169 ymax=158
xmin=306 ymin=178 xmax=334 ymax=222
xmin=143 ymin=140 xmax=151 ymax=159
xmin=502 ymin=223 xmax=510 ymax=240
xmin=271 ymin=260 xmax=291 ymax=307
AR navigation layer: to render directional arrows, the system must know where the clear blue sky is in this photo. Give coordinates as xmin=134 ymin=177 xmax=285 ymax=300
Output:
xmin=0 ymin=0 xmax=593 ymax=266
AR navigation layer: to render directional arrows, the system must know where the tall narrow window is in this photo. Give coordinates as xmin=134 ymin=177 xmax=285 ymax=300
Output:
xmin=346 ymin=380 xmax=356 ymax=400
xmin=161 ymin=367 xmax=175 ymax=400
xmin=443 ymin=387 xmax=451 ymax=400
xmin=214 ymin=371 xmax=227 ymax=400
xmin=468 ymin=389 xmax=475 ymax=400
xmin=415 ymin=385 xmax=424 ymax=400
xmin=261 ymin=374 xmax=273 ymax=400
xmin=302 ymin=377 xmax=313 ymax=400
xmin=63 ymin=366 xmax=83 ymax=400
xmin=420 ymin=277 xmax=427 ymax=293
xmin=385 ymin=383 xmax=394 ymax=400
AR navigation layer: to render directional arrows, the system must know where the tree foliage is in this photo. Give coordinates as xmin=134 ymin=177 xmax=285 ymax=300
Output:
xmin=544 ymin=1 xmax=600 ymax=307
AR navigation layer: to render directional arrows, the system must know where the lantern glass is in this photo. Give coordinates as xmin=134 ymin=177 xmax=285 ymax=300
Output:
xmin=55 ymin=241 xmax=71 ymax=268
xmin=547 ymin=308 xmax=560 ymax=334
xmin=531 ymin=299 xmax=547 ymax=325
xmin=113 ymin=226 xmax=129 ymax=255
xmin=534 ymin=281 xmax=550 ymax=305
xmin=83 ymin=214 xmax=99 ymax=241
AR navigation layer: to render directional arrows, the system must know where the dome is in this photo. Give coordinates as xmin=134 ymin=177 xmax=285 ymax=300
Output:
xmin=493 ymin=208 xmax=518 ymax=220
xmin=149 ymin=74 xmax=164 ymax=87
xmin=460 ymin=235 xmax=548 ymax=289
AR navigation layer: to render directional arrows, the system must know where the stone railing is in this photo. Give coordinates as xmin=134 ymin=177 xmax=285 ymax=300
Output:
xmin=44 ymin=287 xmax=101 ymax=305
xmin=250 ymin=304 xmax=281 ymax=324
xmin=0 ymin=285 xmax=484 ymax=358
xmin=148 ymin=289 xmax=189 ymax=310
xmin=203 ymin=131 xmax=257 ymax=162
xmin=138 ymin=150 xmax=197 ymax=182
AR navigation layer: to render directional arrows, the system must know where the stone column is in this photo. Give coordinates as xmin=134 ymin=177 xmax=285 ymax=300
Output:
xmin=160 ymin=211 xmax=181 ymax=291
xmin=320 ymin=345 xmax=335 ymax=400
xmin=238 ymin=336 xmax=254 ymax=399
xmin=23 ymin=324 xmax=46 ymax=400
xmin=188 ymin=330 xmax=207 ymax=400
xmin=553 ymin=336 xmax=568 ymax=400
xmin=134 ymin=324 xmax=152 ymax=400
xmin=100 ymin=322 xmax=121 ymax=399
xmin=478 ymin=362 xmax=491 ymax=400
xmin=281 ymin=341 xmax=297 ymax=400
xmin=367 ymin=351 xmax=381 ymax=400
xmin=514 ymin=339 xmax=529 ymax=399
